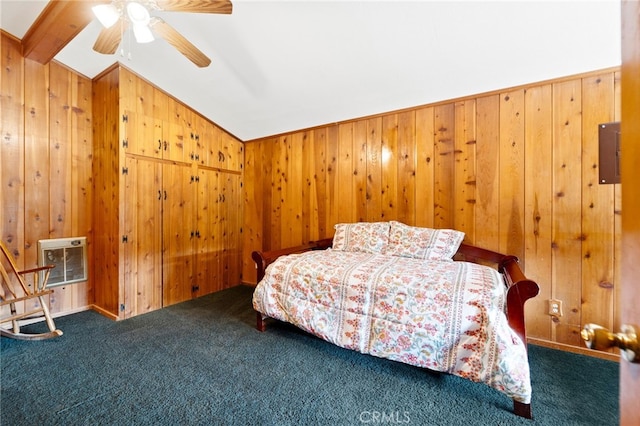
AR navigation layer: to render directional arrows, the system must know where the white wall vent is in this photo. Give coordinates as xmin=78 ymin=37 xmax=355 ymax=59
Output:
xmin=38 ymin=237 xmax=87 ymax=287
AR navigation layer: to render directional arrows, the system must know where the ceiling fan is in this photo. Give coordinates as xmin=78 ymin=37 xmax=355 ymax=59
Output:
xmin=91 ymin=0 xmax=232 ymax=67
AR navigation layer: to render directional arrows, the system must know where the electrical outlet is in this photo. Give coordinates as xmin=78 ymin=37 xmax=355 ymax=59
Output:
xmin=548 ymin=299 xmax=563 ymax=317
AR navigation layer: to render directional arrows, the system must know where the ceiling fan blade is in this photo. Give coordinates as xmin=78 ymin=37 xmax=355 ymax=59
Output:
xmin=152 ymin=19 xmax=212 ymax=68
xmin=152 ymin=0 xmax=232 ymax=14
xmin=93 ymin=21 xmax=127 ymax=55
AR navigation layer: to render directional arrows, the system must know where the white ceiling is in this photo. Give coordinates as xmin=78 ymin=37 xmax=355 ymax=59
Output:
xmin=1 ymin=0 xmax=621 ymax=141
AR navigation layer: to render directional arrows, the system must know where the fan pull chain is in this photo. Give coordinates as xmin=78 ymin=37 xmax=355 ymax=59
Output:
xmin=119 ymin=20 xmax=133 ymax=61
xmin=119 ymin=16 xmax=125 ymax=58
xmin=127 ymin=22 xmax=132 ymax=61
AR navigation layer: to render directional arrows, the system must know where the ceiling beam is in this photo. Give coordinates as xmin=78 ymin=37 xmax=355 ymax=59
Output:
xmin=21 ymin=0 xmax=107 ymax=64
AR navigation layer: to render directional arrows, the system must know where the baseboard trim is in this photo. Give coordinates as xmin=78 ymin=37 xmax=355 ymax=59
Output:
xmin=528 ymin=337 xmax=620 ymax=362
xmin=1 ymin=305 xmax=90 ymax=329
xmin=89 ymin=304 xmax=119 ymax=321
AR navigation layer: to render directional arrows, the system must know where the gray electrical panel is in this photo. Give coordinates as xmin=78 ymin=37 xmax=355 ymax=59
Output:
xmin=599 ymin=122 xmax=621 ymax=184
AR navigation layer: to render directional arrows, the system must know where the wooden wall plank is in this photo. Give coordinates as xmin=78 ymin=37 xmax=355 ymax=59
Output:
xmin=276 ymin=134 xmax=291 ymax=247
xmin=474 ymin=95 xmax=500 ymax=251
xmin=366 ymin=117 xmax=383 ymax=222
xmin=1 ymin=35 xmax=25 ymax=261
xmin=381 ymin=115 xmax=398 ymax=221
xmin=581 ymin=74 xmax=616 ymax=333
xmin=313 ymin=128 xmax=328 ymax=238
xmin=23 ymin=61 xmax=51 ymax=316
xmin=337 ymin=123 xmax=355 ymax=223
xmin=71 ymin=71 xmax=92 ymax=238
xmin=524 ymin=84 xmax=553 ymax=340
xmin=0 ymin=34 xmax=25 ymax=322
xmin=326 ymin=125 xmax=339 ymax=228
xmin=433 ymin=104 xmax=455 ymax=228
xmin=242 ymin=142 xmax=259 ymax=284
xmin=286 ymin=132 xmax=303 ymax=246
xmin=499 ymin=90 xmax=525 ymax=260
xmin=552 ymin=79 xmax=584 ymax=346
xmin=49 ymin=62 xmax=72 ymax=240
xmin=454 ymin=100 xmax=476 ymax=240
xmin=415 ymin=107 xmax=435 ymax=228
xmin=48 ymin=62 xmax=73 ymax=320
xmin=354 ymin=120 xmax=368 ymax=222
xmin=301 ymin=131 xmax=314 ymax=243
xmin=224 ymin=172 xmax=242 ymax=288
xmin=69 ymin=69 xmax=92 ymax=309
xmin=23 ymin=59 xmax=50 ymax=271
xmin=397 ymin=111 xmax=416 ymax=225
xmin=260 ymin=137 xmax=275 ymax=250
xmin=270 ymin=136 xmax=285 ymax=249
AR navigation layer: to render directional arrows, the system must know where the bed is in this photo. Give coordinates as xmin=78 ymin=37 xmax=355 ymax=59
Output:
xmin=251 ymin=221 xmax=539 ymax=418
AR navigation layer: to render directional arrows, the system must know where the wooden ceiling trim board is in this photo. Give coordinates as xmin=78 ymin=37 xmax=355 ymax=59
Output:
xmin=22 ymin=0 xmax=107 ymax=64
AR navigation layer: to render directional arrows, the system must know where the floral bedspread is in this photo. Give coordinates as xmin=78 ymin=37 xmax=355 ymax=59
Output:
xmin=252 ymin=249 xmax=532 ymax=404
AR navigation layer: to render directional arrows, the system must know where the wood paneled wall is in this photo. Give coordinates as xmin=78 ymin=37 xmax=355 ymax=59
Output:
xmin=1 ymin=32 xmax=92 ymax=315
xmin=243 ymin=68 xmax=622 ymax=350
xmin=1 ymin=24 xmax=621 ymax=351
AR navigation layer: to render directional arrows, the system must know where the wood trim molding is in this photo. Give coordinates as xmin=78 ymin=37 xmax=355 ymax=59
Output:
xmin=528 ymin=337 xmax=620 ymax=362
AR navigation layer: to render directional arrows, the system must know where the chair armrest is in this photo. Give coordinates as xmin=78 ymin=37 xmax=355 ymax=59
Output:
xmin=17 ymin=264 xmax=55 ymax=276
xmin=17 ymin=264 xmax=55 ymax=291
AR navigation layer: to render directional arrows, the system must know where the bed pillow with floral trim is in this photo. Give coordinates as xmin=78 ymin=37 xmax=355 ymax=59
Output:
xmin=332 ymin=222 xmax=391 ymax=254
xmin=385 ymin=221 xmax=465 ymax=261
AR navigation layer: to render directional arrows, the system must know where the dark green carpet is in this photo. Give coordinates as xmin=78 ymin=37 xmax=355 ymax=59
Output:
xmin=1 ymin=285 xmax=618 ymax=425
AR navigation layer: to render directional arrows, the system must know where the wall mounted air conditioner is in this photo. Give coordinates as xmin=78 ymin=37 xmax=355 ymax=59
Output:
xmin=38 ymin=237 xmax=87 ymax=287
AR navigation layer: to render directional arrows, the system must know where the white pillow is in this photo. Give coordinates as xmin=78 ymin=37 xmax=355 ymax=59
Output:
xmin=385 ymin=221 xmax=464 ymax=261
xmin=332 ymin=222 xmax=390 ymax=254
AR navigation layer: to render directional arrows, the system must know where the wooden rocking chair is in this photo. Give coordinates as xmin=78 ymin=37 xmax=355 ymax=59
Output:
xmin=0 ymin=240 xmax=63 ymax=340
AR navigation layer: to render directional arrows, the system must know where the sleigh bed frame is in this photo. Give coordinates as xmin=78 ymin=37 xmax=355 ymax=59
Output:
xmin=252 ymin=238 xmax=539 ymax=419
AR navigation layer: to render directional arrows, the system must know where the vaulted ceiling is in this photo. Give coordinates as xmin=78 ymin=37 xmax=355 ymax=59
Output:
xmin=0 ymin=0 xmax=621 ymax=141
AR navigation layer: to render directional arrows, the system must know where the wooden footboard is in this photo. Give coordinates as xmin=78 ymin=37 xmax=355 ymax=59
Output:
xmin=252 ymin=238 xmax=333 ymax=284
xmin=252 ymin=239 xmax=538 ymax=419
xmin=454 ymin=243 xmax=540 ymax=347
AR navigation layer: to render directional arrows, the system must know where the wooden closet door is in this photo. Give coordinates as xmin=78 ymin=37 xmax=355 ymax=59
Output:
xmin=165 ymin=120 xmax=191 ymax=163
xmin=221 ymin=171 xmax=242 ymax=289
xmin=123 ymin=157 xmax=163 ymax=318
xmin=124 ymin=112 xmax=162 ymax=159
xmin=195 ymin=168 xmax=223 ymax=294
xmin=162 ymin=162 xmax=195 ymax=306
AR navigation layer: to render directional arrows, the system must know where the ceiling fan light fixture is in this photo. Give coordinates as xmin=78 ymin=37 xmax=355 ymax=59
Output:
xmin=132 ymin=24 xmax=155 ymax=43
xmin=127 ymin=2 xmax=154 ymax=43
xmin=127 ymin=2 xmax=151 ymax=26
xmin=92 ymin=4 xmax=120 ymax=28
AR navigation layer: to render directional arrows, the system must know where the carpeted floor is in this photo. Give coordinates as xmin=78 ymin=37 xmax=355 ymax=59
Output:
xmin=1 ymin=285 xmax=618 ymax=425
